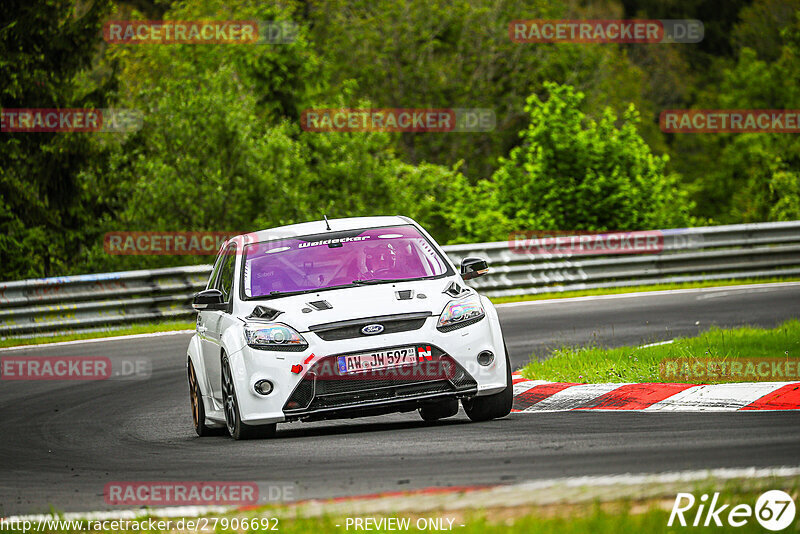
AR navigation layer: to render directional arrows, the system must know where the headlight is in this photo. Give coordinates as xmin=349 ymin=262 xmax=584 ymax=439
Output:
xmin=437 ymin=295 xmax=485 ymax=331
xmin=244 ymin=323 xmax=308 ymax=351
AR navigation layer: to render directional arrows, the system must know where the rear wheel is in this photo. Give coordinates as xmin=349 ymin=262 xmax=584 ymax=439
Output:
xmin=418 ymin=399 xmax=459 ymax=422
xmin=221 ymin=355 xmax=277 ymax=440
xmin=187 ymin=359 xmax=225 ymax=436
xmin=462 ymin=346 xmax=513 ymax=422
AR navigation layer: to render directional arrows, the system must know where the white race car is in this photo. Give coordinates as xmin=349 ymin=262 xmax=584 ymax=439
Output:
xmin=186 ymin=216 xmax=512 ymax=439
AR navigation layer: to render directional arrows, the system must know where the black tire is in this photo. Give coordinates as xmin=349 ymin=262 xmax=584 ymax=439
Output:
xmin=221 ymin=354 xmax=277 ymax=440
xmin=462 ymin=345 xmax=513 ymax=422
xmin=187 ymin=359 xmax=226 ymax=436
xmin=418 ymin=399 xmax=459 ymax=422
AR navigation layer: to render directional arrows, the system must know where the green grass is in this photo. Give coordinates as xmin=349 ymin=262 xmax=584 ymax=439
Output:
xmin=0 ymin=510 xmax=720 ymax=534
xmin=195 ymin=507 xmax=791 ymax=534
xmin=518 ymin=320 xmax=800 ymax=384
xmin=490 ymin=276 xmax=800 ymax=304
xmin=0 ymin=320 xmax=195 ymax=348
xmin=4 ymin=481 xmax=796 ymax=533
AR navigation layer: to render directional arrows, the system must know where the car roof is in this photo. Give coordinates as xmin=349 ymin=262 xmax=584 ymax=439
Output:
xmin=230 ymin=215 xmax=416 ymax=247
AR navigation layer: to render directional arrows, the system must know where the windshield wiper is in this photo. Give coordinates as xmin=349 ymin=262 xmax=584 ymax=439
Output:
xmin=351 ymin=277 xmax=423 ymax=285
xmin=259 ymin=283 xmax=360 ymax=299
xmin=263 ymin=289 xmax=316 ymax=299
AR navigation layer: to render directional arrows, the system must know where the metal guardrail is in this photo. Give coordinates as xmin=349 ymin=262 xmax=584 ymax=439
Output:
xmin=1 ymin=221 xmax=799 ymax=338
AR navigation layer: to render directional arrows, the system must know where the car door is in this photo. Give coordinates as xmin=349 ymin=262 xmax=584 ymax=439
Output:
xmin=197 ymin=248 xmax=225 ymax=363
xmin=202 ymin=243 xmax=237 ymax=401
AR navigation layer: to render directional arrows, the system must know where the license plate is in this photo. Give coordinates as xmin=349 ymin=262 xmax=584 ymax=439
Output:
xmin=337 ymin=346 xmax=417 ymax=375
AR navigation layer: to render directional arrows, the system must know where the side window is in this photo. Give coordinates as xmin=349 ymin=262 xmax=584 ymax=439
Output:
xmin=207 ymin=248 xmax=225 ymax=289
xmin=215 ymin=244 xmax=237 ymax=303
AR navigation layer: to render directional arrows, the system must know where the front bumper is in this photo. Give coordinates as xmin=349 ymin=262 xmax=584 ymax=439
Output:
xmin=227 ymin=312 xmax=507 ymax=425
xmin=282 ymin=347 xmax=477 ymax=421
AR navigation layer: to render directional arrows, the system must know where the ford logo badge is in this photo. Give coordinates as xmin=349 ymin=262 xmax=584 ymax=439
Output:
xmin=361 ymin=324 xmax=385 ymax=335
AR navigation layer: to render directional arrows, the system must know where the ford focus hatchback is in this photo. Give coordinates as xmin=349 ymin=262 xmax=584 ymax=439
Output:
xmin=186 ymin=216 xmax=512 ymax=439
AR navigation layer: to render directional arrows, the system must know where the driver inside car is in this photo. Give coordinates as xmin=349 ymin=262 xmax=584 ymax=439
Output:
xmin=359 ymin=242 xmax=397 ymax=279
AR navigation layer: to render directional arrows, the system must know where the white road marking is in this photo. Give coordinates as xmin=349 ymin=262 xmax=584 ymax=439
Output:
xmin=639 ymin=339 xmax=675 ymax=348
xmin=646 ymin=382 xmax=789 ymax=411
xmin=495 ymin=281 xmax=800 ymax=308
xmin=508 ymin=465 xmax=800 ymax=489
xmin=0 ymin=330 xmax=196 ymax=352
xmin=520 ymin=383 xmax=626 ymax=412
xmin=510 ymin=374 xmax=799 ymax=413
xmin=695 ymin=286 xmax=799 ymax=300
xmin=512 ymin=379 xmax=549 ymax=396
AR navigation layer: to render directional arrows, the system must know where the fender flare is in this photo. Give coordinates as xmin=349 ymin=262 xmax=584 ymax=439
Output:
xmin=186 ymin=334 xmax=216 ymax=417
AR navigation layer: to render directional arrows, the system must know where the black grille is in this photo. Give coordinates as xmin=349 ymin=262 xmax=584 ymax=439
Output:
xmin=285 ymin=375 xmax=314 ymax=409
xmin=315 ymin=318 xmax=427 ymax=341
xmin=309 ymin=312 xmax=431 ymax=341
xmin=283 ymin=346 xmax=477 ymax=415
xmin=311 ymin=380 xmax=454 ymax=409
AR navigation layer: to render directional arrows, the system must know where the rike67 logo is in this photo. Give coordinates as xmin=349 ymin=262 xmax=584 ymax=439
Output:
xmin=669 ymin=490 xmax=796 ymax=530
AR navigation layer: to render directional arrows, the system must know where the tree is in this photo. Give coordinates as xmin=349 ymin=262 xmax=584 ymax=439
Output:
xmin=76 ymin=0 xmax=467 ymax=273
xmin=674 ymin=10 xmax=800 ymax=222
xmin=305 ymin=0 xmax=660 ymax=182
xmin=0 ymin=0 xmax=114 ymax=278
xmin=488 ymin=82 xmax=692 ymax=236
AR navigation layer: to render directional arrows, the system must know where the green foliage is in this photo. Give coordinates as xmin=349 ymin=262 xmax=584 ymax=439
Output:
xmin=76 ymin=0 xmax=466 ymax=272
xmin=676 ymin=12 xmax=800 ymax=223
xmin=470 ymin=82 xmax=692 ymax=240
xmin=306 ymin=0 xmax=661 ymax=182
xmin=731 ymin=0 xmax=800 ymax=61
xmin=769 ymin=169 xmax=800 ymax=220
xmin=0 ymin=0 xmax=114 ymax=278
xmin=2 ymin=0 xmax=799 ymax=281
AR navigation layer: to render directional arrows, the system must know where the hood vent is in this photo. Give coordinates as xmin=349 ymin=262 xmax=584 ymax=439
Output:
xmin=395 ymin=290 xmax=414 ymax=300
xmin=443 ymin=281 xmax=468 ymax=298
xmin=307 ymin=300 xmax=333 ymax=311
xmin=248 ymin=305 xmax=283 ymax=321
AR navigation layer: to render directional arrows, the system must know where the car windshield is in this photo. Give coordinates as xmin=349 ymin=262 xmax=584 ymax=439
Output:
xmin=242 ymin=224 xmax=451 ymax=298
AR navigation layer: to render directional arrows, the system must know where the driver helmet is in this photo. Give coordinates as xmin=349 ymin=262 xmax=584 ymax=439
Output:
xmin=364 ymin=242 xmax=397 ymax=273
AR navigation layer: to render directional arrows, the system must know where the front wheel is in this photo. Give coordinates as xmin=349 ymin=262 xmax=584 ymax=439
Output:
xmin=221 ymin=354 xmax=277 ymax=440
xmin=462 ymin=346 xmax=513 ymax=422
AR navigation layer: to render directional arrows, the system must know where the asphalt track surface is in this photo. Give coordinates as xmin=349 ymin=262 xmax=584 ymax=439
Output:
xmin=1 ymin=284 xmax=799 ymax=515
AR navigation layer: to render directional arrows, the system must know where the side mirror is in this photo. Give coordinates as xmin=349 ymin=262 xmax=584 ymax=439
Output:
xmin=460 ymin=257 xmax=489 ymax=280
xmin=192 ymin=289 xmax=227 ymax=311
